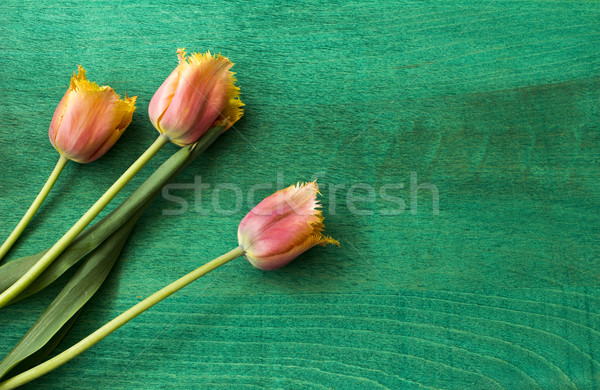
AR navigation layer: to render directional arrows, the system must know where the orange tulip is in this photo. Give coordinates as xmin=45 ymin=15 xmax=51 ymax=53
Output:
xmin=49 ymin=66 xmax=137 ymax=163
xmin=148 ymin=49 xmax=243 ymax=146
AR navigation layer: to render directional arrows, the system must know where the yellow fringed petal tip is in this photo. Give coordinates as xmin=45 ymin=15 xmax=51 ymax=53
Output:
xmin=309 ymin=210 xmax=341 ymax=248
xmin=214 ymin=65 xmax=244 ymax=131
xmin=113 ymin=92 xmax=138 ymax=132
xmin=69 ymin=65 xmax=105 ymax=93
xmin=297 ymin=181 xmax=340 ymax=248
xmin=119 ymin=92 xmax=138 ymax=111
xmin=176 ymin=47 xmax=188 ymax=63
xmin=69 ymin=65 xmax=138 ymax=109
xmin=176 ymin=48 xmax=244 ymax=131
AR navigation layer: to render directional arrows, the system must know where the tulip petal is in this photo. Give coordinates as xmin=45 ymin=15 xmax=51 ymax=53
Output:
xmin=148 ymin=65 xmax=181 ymax=132
xmin=48 ymin=92 xmax=70 ymax=151
xmin=87 ymin=95 xmax=137 ymax=162
xmin=54 ymin=89 xmax=116 ymax=162
xmin=213 ymin=63 xmax=244 ymax=131
xmin=249 ymin=231 xmax=339 ymax=271
xmin=48 ymin=66 xmax=87 ymax=148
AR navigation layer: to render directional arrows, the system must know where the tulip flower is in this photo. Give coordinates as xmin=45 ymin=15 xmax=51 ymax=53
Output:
xmin=0 ymin=49 xmax=243 ymax=308
xmin=0 ymin=66 xmax=136 ymax=263
xmin=238 ymin=181 xmax=340 ymax=270
xmin=49 ymin=65 xmax=137 ymax=163
xmin=0 ymin=182 xmax=339 ymax=388
xmin=148 ymin=48 xmax=244 ymax=146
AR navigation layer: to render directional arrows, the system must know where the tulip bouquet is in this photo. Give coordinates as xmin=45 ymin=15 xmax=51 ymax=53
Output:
xmin=0 ymin=49 xmax=338 ymax=388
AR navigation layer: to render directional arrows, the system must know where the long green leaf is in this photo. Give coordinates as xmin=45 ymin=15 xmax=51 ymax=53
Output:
xmin=0 ymin=213 xmax=139 ymax=379
xmin=4 ymin=309 xmax=81 ymax=379
xmin=0 ymin=125 xmax=223 ymax=301
xmin=0 ymin=251 xmax=48 ymax=293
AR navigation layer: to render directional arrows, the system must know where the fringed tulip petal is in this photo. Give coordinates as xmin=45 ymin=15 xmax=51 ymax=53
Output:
xmin=147 ymin=64 xmax=181 ymax=132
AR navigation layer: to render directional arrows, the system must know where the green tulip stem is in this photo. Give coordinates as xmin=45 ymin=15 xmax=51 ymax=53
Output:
xmin=0 ymin=155 xmax=69 ymax=263
xmin=0 ymin=135 xmax=170 ymax=309
xmin=0 ymin=246 xmax=245 ymax=390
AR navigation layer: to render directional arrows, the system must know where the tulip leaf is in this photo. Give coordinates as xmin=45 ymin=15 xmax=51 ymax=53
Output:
xmin=0 ymin=215 xmax=137 ymax=380
xmin=0 ymin=251 xmax=48 ymax=293
xmin=0 ymin=125 xmax=224 ymax=304
xmin=4 ymin=310 xmax=81 ymax=380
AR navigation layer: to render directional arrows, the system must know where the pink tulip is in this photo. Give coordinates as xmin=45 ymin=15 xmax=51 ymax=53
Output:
xmin=238 ymin=182 xmax=340 ymax=271
xmin=49 ymin=66 xmax=137 ymax=163
xmin=148 ymin=49 xmax=244 ymax=146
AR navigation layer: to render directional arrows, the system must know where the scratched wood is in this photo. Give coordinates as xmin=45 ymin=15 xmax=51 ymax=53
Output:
xmin=1 ymin=0 xmax=599 ymax=388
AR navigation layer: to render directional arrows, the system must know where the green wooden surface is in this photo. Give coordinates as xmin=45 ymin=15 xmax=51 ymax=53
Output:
xmin=1 ymin=0 xmax=599 ymax=388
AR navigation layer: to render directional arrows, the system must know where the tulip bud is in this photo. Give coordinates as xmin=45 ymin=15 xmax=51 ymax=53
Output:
xmin=49 ymin=66 xmax=137 ymax=163
xmin=237 ymin=182 xmax=340 ymax=271
xmin=148 ymin=48 xmax=244 ymax=146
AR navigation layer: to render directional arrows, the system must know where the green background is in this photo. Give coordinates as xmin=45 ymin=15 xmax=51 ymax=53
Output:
xmin=1 ymin=0 xmax=599 ymax=388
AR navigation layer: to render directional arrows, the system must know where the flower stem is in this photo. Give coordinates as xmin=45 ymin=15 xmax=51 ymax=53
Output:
xmin=0 ymin=156 xmax=69 ymax=263
xmin=0 ymin=246 xmax=245 ymax=389
xmin=0 ymin=135 xmax=169 ymax=309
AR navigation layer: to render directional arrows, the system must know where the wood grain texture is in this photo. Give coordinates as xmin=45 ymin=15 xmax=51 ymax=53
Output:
xmin=1 ymin=0 xmax=599 ymax=388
